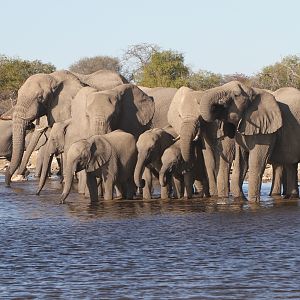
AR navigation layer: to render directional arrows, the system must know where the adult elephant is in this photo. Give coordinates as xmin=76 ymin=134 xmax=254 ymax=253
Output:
xmin=139 ymin=87 xmax=177 ymax=128
xmin=6 ymin=69 xmax=127 ymax=186
xmin=37 ymin=84 xmax=155 ymax=194
xmin=167 ymin=87 xmax=235 ymax=197
xmin=199 ymin=81 xmax=300 ymax=201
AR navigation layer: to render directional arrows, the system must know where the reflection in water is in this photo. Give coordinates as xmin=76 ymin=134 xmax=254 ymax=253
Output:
xmin=0 ymin=174 xmax=299 ymax=299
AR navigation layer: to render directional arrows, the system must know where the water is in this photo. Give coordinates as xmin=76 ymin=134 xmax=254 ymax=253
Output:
xmin=0 ymin=174 xmax=299 ymax=299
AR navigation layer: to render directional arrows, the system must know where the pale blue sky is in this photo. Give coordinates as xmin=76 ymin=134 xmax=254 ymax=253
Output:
xmin=1 ymin=0 xmax=299 ymax=75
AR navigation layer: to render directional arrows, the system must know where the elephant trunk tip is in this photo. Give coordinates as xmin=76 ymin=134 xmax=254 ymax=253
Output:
xmin=135 ymin=178 xmax=145 ymax=188
xmin=5 ymin=170 xmax=12 ymax=187
xmin=36 ymin=188 xmax=41 ymax=195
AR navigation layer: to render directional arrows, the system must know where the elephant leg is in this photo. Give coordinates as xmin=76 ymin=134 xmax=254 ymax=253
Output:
xmin=217 ymin=156 xmax=231 ymax=198
xmin=282 ymin=166 xmax=287 ymax=196
xmin=124 ymin=178 xmax=136 ymax=200
xmin=86 ymin=173 xmax=98 ymax=202
xmin=161 ymin=185 xmax=169 ymax=199
xmin=77 ymin=170 xmax=87 ymax=194
xmin=55 ymin=155 xmax=62 ymax=176
xmin=97 ymin=177 xmax=103 ymax=198
xmin=284 ymin=163 xmax=299 ymax=198
xmin=231 ymin=144 xmax=248 ymax=199
xmin=34 ymin=145 xmax=46 ymax=177
xmin=269 ymin=163 xmax=283 ymax=196
xmin=183 ymin=171 xmax=193 ymax=199
xmin=202 ymin=144 xmax=217 ymax=196
xmin=172 ymin=175 xmax=183 ymax=198
xmin=193 ymin=144 xmax=209 ymax=197
xmin=248 ymin=145 xmax=272 ymax=202
xmin=103 ymin=178 xmax=114 ymax=200
xmin=142 ymin=167 xmax=152 ymax=199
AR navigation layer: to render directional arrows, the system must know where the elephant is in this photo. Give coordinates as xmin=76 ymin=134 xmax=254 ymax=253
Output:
xmin=6 ymin=69 xmax=127 ymax=186
xmin=159 ymin=139 xmax=212 ymax=199
xmin=167 ymin=87 xmax=235 ymax=197
xmin=199 ymin=82 xmax=300 ymax=201
xmin=60 ymin=130 xmax=137 ymax=203
xmin=139 ymin=87 xmax=177 ymax=128
xmin=134 ymin=126 xmax=183 ymax=199
xmin=159 ymin=140 xmax=190 ymax=198
xmin=268 ymin=87 xmax=300 ymax=197
xmin=37 ymin=84 xmax=154 ymax=194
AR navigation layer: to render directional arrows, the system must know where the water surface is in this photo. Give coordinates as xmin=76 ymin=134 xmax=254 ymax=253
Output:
xmin=0 ymin=174 xmax=299 ymax=299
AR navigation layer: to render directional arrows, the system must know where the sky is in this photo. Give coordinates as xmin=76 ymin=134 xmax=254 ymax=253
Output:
xmin=1 ymin=0 xmax=300 ymax=76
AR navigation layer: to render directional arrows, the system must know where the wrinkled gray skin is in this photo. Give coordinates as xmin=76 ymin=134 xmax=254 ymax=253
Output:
xmin=60 ymin=130 xmax=137 ymax=203
xmin=0 ymin=111 xmax=52 ymax=177
xmin=167 ymin=87 xmax=235 ymax=197
xmin=199 ymin=81 xmax=300 ymax=201
xmin=18 ymin=116 xmax=50 ymax=177
xmin=139 ymin=87 xmax=177 ymax=128
xmin=37 ymin=84 xmax=154 ymax=194
xmin=269 ymin=88 xmax=300 ymax=197
xmin=159 ymin=140 xmax=189 ymax=198
xmin=6 ymin=69 xmax=127 ymax=186
xmin=134 ymin=126 xmax=178 ymax=199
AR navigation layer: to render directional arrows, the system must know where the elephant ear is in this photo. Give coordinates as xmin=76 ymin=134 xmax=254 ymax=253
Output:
xmin=86 ymin=137 xmax=112 ymax=172
xmin=114 ymin=84 xmax=155 ymax=136
xmin=238 ymin=91 xmax=282 ymax=135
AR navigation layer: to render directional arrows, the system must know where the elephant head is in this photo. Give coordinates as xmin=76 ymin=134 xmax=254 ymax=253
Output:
xmin=60 ymin=136 xmax=112 ymax=203
xmin=134 ymin=128 xmax=176 ymax=188
xmin=36 ymin=119 xmax=71 ymax=195
xmin=83 ymin=84 xmax=155 ymax=137
xmin=167 ymin=87 xmax=202 ymax=163
xmin=199 ymin=81 xmax=282 ymax=135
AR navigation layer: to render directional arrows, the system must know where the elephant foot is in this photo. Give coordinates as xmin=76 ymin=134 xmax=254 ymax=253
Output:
xmin=194 ymin=190 xmax=204 ymax=198
xmin=283 ymin=193 xmax=299 ymax=199
xmin=248 ymin=196 xmax=261 ymax=203
xmin=270 ymin=192 xmax=281 ymax=196
xmin=233 ymin=195 xmax=247 ymax=202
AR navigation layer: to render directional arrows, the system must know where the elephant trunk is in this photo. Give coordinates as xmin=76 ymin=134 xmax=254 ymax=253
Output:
xmin=60 ymin=156 xmax=78 ymax=204
xmin=36 ymin=151 xmax=54 ymax=195
xmin=18 ymin=127 xmax=47 ymax=176
xmin=134 ymin=154 xmax=146 ymax=188
xmin=180 ymin=119 xmax=198 ymax=163
xmin=199 ymin=86 xmax=233 ymax=123
xmin=5 ymin=116 xmax=28 ymax=186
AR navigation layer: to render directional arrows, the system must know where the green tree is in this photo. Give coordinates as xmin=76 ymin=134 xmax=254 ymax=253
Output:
xmin=137 ymin=50 xmax=190 ymax=88
xmin=254 ymin=55 xmax=300 ymax=90
xmin=188 ymin=70 xmax=223 ymax=90
xmin=69 ymin=55 xmax=121 ymax=75
xmin=0 ymin=55 xmax=55 ymax=112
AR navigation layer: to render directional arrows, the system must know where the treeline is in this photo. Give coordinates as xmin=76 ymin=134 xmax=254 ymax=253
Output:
xmin=1 ymin=43 xmax=300 ymax=113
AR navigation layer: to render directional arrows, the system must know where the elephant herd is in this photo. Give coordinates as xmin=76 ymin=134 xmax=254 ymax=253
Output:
xmin=1 ymin=69 xmax=300 ymax=203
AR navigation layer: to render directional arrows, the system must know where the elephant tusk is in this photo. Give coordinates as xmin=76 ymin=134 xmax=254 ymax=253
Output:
xmin=173 ymin=135 xmax=180 ymax=142
xmin=0 ymin=115 xmax=12 ymax=120
xmin=193 ymin=132 xmax=200 ymax=141
xmin=36 ymin=126 xmax=48 ymax=132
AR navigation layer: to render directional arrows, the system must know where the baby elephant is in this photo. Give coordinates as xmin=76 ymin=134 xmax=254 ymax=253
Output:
xmin=60 ymin=130 xmax=137 ymax=203
xmin=159 ymin=140 xmax=189 ymax=198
